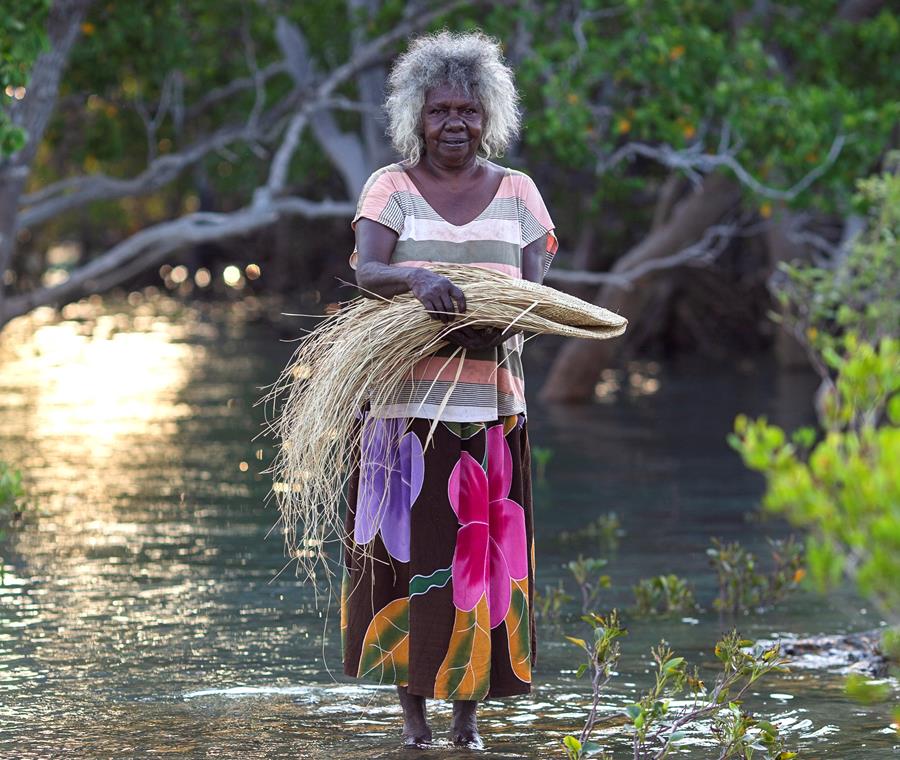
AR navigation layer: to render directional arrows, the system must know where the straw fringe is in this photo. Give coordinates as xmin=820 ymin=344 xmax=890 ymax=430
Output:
xmin=259 ymin=264 xmax=627 ymax=585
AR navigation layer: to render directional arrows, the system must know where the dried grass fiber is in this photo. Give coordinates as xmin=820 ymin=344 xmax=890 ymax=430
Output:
xmin=259 ymin=264 xmax=627 ymax=585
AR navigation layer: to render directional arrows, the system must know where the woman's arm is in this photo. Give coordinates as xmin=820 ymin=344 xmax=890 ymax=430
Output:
xmin=521 ymin=232 xmax=549 ymax=285
xmin=354 ymin=221 xmax=548 ymax=348
xmin=354 ymin=218 xmax=466 ymax=324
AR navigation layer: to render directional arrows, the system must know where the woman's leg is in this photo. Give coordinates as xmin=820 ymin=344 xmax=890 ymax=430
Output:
xmin=451 ymin=700 xmax=484 ymax=747
xmin=397 ymin=685 xmax=431 ymax=745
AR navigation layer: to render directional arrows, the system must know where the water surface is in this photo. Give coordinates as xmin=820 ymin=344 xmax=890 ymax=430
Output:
xmin=1 ymin=294 xmax=896 ymax=758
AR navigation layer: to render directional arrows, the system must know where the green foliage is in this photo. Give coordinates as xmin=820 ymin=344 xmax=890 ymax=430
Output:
xmin=0 ymin=0 xmax=50 ymax=156
xmin=507 ymin=1 xmax=899 ymax=211
xmin=558 ymin=511 xmax=624 ymax=552
xmin=55 ymin=1 xmax=295 ymax=194
xmin=735 ymin=164 xmax=900 ymax=618
xmin=22 ymin=2 xmax=898 ymax=255
xmin=844 ymin=673 xmax=892 ymax=705
xmin=0 ymin=461 xmax=28 ymax=584
xmin=532 ymin=445 xmax=554 ymax=482
xmin=882 ymin=628 xmax=900 ymax=663
xmin=735 ymin=161 xmax=899 ymax=718
xmin=773 ymin=157 xmax=900 ymax=375
xmin=552 ymin=535 xmax=798 ymax=622
xmin=731 ymin=335 xmax=900 ymax=616
xmin=0 ymin=461 xmax=25 ymax=518
xmin=567 ymin=555 xmax=612 ymax=615
xmin=631 ymin=573 xmax=700 ymax=618
xmin=562 ymin=610 xmax=625 ymax=759
xmin=535 ymin=580 xmax=574 ymax=624
xmin=562 ymin=614 xmax=794 ymax=759
xmin=707 ymin=536 xmax=805 ymax=614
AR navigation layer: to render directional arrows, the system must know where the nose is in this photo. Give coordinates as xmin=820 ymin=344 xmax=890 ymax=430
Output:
xmin=444 ymin=111 xmax=465 ymax=131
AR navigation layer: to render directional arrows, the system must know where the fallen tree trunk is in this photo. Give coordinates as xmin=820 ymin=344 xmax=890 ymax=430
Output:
xmin=539 ymin=173 xmax=742 ymax=403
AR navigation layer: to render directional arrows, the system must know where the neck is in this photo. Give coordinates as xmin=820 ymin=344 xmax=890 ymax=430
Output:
xmin=420 ymin=151 xmax=480 ymax=182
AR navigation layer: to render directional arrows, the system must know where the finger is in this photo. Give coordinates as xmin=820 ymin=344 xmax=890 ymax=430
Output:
xmin=437 ymin=293 xmax=455 ymax=323
xmin=423 ymin=298 xmax=442 ymax=321
xmin=449 ymin=284 xmax=466 ymax=314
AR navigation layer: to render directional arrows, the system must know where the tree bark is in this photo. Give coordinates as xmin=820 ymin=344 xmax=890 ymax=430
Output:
xmin=0 ymin=0 xmax=91 ymax=321
xmin=764 ymin=206 xmax=814 ymax=370
xmin=539 ymin=173 xmax=741 ymax=403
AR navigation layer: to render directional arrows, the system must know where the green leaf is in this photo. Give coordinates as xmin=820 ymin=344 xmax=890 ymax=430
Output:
xmin=662 ymin=656 xmax=685 ymax=673
xmin=845 ymin=673 xmax=891 ymax=704
xmin=563 ymin=735 xmax=582 ymax=753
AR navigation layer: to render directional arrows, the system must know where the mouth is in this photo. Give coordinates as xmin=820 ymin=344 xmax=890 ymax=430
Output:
xmin=442 ymin=138 xmax=469 ymax=147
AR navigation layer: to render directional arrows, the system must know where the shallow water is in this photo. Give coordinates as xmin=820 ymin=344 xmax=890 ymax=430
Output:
xmin=0 ymin=294 xmax=897 ymax=759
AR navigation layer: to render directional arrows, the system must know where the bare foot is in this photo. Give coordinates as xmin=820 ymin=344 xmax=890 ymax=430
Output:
xmin=397 ymin=685 xmax=432 ymax=746
xmin=451 ymin=700 xmax=484 ymax=749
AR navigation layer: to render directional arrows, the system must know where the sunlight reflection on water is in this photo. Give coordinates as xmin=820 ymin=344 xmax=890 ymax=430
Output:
xmin=0 ymin=295 xmax=897 ymax=758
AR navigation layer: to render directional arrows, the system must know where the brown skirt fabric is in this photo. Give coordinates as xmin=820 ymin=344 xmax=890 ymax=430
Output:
xmin=340 ymin=412 xmax=537 ymax=700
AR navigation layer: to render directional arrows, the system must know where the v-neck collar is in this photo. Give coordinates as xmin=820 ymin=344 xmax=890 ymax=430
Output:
xmin=398 ymin=160 xmax=509 ymax=228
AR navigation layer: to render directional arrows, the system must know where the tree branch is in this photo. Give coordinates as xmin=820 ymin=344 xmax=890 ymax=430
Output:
xmin=597 ymin=133 xmax=846 ymax=201
xmin=22 ymin=1 xmax=468 ymax=224
xmin=4 ymin=195 xmax=356 ymax=323
xmin=185 ymin=61 xmax=289 ymax=121
xmin=4 ymin=0 xmax=477 ymax=327
xmin=545 ymin=219 xmax=755 ymax=290
xmin=0 ymin=0 xmax=93 ymax=297
xmin=259 ymin=0 xmax=470 ymax=202
xmin=19 ymin=119 xmax=267 ymax=227
xmin=19 ymin=94 xmax=373 ymax=226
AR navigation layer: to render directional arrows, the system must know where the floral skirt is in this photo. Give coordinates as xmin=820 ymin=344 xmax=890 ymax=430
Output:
xmin=340 ymin=412 xmax=537 ymax=700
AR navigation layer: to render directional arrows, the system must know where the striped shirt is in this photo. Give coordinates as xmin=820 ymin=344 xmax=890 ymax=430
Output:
xmin=350 ymin=160 xmax=558 ymax=423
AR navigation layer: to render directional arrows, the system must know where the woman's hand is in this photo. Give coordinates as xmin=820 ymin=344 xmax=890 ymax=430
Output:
xmin=443 ymin=325 xmax=518 ymax=351
xmin=407 ymin=268 xmax=467 ymax=324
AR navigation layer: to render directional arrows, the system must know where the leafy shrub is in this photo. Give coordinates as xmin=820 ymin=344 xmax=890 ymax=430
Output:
xmin=631 ymin=574 xmax=700 ymax=617
xmin=730 ymin=336 xmax=900 ymax=617
xmin=562 ymin=613 xmax=795 ymax=759
xmin=707 ymin=536 xmax=805 ymax=614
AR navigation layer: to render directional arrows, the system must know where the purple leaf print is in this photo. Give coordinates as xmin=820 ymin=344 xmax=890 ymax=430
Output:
xmin=355 ymin=417 xmax=424 ymax=563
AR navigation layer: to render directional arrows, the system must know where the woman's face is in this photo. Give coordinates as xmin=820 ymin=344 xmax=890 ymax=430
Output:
xmin=420 ymin=83 xmax=484 ymax=167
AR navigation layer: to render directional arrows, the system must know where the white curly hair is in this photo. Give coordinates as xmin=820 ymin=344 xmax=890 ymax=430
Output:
xmin=385 ymin=30 xmax=521 ymax=164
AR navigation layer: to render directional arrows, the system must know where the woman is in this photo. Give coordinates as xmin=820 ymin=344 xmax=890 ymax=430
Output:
xmin=341 ymin=30 xmax=557 ymax=748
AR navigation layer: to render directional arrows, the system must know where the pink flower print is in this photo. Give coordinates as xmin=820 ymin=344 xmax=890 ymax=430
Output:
xmin=447 ymin=423 xmax=528 ymax=628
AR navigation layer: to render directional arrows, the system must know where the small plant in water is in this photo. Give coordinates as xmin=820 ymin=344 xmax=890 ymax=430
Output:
xmin=559 ymin=511 xmax=624 ymax=551
xmin=532 ymin=445 xmax=554 ymax=482
xmin=631 ymin=574 xmax=701 ymax=617
xmin=562 ymin=610 xmax=625 ymax=760
xmin=535 ymin=579 xmax=574 ymax=624
xmin=0 ymin=462 xmax=24 ymax=517
xmin=707 ymin=536 xmax=804 ymax=614
xmin=567 ymin=556 xmax=612 ymax=615
xmin=0 ymin=461 xmax=28 ymax=584
xmin=562 ymin=614 xmax=796 ymax=759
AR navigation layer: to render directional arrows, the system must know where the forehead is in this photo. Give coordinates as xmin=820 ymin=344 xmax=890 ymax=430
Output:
xmin=423 ymin=83 xmax=481 ymax=107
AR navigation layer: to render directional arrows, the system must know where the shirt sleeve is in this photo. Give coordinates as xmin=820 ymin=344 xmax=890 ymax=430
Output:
xmin=518 ymin=173 xmax=559 ymax=276
xmin=349 ymin=168 xmax=404 ymax=271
